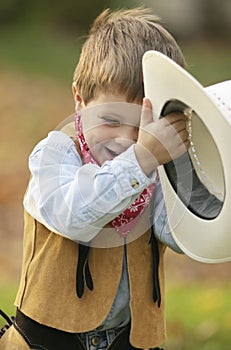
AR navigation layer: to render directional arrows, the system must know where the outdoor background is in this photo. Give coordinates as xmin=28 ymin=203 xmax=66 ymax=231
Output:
xmin=0 ymin=0 xmax=230 ymax=349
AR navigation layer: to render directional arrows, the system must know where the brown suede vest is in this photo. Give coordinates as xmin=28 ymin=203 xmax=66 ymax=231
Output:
xmin=15 ymin=209 xmax=166 ymax=348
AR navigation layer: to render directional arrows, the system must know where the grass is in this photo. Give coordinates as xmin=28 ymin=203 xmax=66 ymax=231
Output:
xmin=0 ymin=284 xmax=17 ymax=324
xmin=165 ymin=283 xmax=231 ymax=349
xmin=0 ymin=22 xmax=81 ymax=84
xmin=183 ymin=41 xmax=231 ymax=86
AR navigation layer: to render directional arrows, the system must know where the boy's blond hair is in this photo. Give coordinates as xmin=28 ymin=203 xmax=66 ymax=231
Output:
xmin=73 ymin=7 xmax=185 ymax=104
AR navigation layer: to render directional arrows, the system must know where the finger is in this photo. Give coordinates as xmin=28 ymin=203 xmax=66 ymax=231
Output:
xmin=165 ymin=112 xmax=188 ymax=124
xmin=177 ymin=129 xmax=189 ymax=143
xmin=169 ymin=119 xmax=187 ymax=133
xmin=178 ymin=138 xmax=190 ymax=155
xmin=140 ymin=98 xmax=154 ymax=128
xmin=176 ymin=130 xmax=190 ymax=154
xmin=184 ymin=139 xmax=190 ymax=150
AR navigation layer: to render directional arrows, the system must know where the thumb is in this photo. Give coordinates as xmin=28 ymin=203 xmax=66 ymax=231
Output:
xmin=140 ymin=98 xmax=155 ymax=128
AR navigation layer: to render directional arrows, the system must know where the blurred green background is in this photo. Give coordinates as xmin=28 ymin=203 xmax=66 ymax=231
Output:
xmin=0 ymin=1 xmax=230 ymax=349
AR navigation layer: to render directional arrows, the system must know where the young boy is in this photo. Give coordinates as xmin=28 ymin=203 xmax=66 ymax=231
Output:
xmin=0 ymin=8 xmax=189 ymax=350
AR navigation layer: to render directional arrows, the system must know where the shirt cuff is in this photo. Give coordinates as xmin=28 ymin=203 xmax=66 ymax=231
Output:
xmin=98 ymin=144 xmax=157 ymax=197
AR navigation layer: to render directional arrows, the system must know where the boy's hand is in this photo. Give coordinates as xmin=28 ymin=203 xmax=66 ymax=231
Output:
xmin=134 ymin=98 xmax=190 ymax=175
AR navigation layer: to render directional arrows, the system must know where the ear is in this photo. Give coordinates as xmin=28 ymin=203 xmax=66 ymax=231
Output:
xmin=72 ymin=82 xmax=85 ymax=112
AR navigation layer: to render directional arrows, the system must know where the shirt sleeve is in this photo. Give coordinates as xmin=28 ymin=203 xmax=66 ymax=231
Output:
xmin=152 ymin=180 xmax=183 ymax=253
xmin=24 ymin=131 xmax=157 ymax=242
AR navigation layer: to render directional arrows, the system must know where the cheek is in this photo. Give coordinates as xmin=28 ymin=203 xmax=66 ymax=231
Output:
xmin=84 ymin=125 xmax=117 ymax=148
xmin=84 ymin=129 xmax=107 ymax=165
xmin=84 ymin=126 xmax=108 ymax=149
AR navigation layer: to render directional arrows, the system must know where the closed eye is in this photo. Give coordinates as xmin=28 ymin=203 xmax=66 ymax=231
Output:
xmin=100 ymin=116 xmax=121 ymax=126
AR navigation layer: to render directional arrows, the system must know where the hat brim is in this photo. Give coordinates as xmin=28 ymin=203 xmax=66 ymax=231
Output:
xmin=142 ymin=50 xmax=231 ymax=263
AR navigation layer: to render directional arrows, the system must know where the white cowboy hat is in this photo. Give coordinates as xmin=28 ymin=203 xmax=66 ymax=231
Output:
xmin=142 ymin=50 xmax=231 ymax=263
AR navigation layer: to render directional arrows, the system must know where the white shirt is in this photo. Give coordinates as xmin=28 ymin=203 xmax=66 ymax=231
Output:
xmin=24 ymin=131 xmax=180 ymax=250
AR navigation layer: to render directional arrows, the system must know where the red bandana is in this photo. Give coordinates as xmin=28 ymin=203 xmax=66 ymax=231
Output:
xmin=75 ymin=113 xmax=157 ymax=237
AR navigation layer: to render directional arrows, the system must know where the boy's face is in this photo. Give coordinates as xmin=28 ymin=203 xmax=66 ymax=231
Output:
xmin=81 ymin=93 xmax=142 ymax=165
